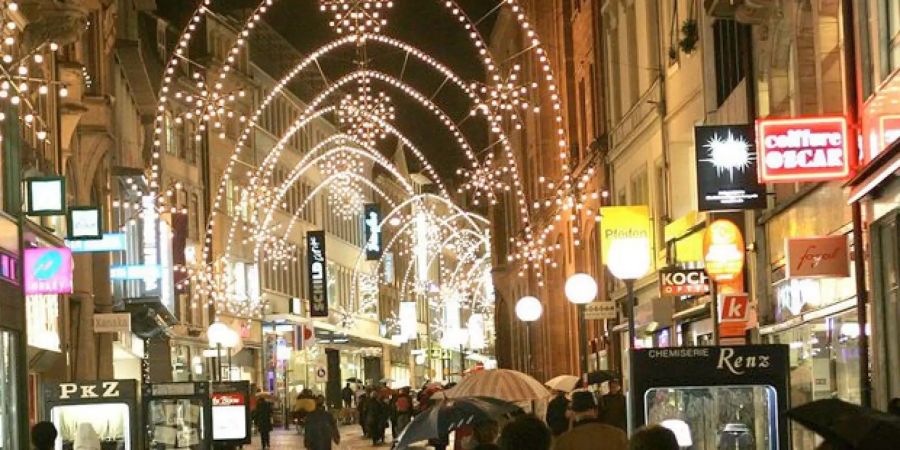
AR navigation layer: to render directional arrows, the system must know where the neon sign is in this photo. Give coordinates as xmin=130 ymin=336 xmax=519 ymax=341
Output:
xmin=24 ymin=248 xmax=74 ymax=295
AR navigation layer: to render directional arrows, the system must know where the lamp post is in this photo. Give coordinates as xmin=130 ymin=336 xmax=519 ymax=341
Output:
xmin=566 ymin=273 xmax=598 ymax=373
xmin=208 ymin=321 xmax=239 ymax=382
xmin=606 ymin=239 xmax=651 ymax=349
xmin=515 ymin=296 xmax=542 ymax=374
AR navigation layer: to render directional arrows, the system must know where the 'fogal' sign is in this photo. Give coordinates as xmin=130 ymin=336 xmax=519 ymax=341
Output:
xmin=757 ymin=116 xmax=851 ymax=183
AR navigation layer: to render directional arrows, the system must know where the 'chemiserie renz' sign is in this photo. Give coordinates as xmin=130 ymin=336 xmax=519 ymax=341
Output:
xmin=306 ymin=230 xmax=328 ymax=317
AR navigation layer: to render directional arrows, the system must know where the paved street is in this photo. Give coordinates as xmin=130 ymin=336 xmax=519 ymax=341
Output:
xmin=246 ymin=425 xmax=404 ymax=449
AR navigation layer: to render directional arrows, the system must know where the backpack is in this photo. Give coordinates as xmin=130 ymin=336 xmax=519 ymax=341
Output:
xmin=395 ymin=395 xmax=411 ymax=412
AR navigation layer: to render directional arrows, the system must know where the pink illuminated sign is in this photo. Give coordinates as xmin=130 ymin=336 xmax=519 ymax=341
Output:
xmin=24 ymin=248 xmax=74 ymax=295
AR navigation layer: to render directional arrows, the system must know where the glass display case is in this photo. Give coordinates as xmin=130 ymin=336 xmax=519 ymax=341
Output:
xmin=44 ymin=380 xmax=139 ymax=450
xmin=630 ymin=346 xmax=789 ymax=450
xmin=144 ymin=382 xmax=211 ymax=449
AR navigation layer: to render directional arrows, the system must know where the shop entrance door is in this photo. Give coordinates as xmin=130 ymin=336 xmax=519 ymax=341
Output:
xmin=872 ymin=209 xmax=900 ymax=410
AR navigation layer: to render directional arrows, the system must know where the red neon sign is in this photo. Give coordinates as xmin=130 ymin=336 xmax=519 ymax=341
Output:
xmin=757 ymin=116 xmax=852 ymax=183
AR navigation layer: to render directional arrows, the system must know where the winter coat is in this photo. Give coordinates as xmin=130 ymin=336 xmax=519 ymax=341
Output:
xmin=73 ymin=423 xmax=101 ymax=450
xmin=546 ymin=394 xmax=570 ymax=436
xmin=553 ymin=419 xmax=627 ymax=450
xmin=254 ymin=399 xmax=274 ymax=432
xmin=304 ymin=406 xmax=340 ymax=450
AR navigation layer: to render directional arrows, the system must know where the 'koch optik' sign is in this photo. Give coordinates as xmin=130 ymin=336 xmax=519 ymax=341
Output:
xmin=757 ymin=117 xmax=852 ymax=183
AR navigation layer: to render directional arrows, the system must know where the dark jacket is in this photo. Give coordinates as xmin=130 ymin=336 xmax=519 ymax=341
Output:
xmin=304 ymin=406 xmax=340 ymax=450
xmin=553 ymin=418 xmax=627 ymax=450
xmin=546 ymin=394 xmax=570 ymax=436
xmin=599 ymin=393 xmax=627 ymax=431
xmin=254 ymin=399 xmax=274 ymax=432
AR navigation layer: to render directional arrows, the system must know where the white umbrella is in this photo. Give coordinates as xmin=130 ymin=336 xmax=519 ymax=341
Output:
xmin=544 ymin=375 xmax=580 ymax=393
xmin=442 ymin=369 xmax=549 ymax=402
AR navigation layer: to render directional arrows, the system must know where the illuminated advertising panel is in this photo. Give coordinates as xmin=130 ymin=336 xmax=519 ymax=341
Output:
xmin=306 ymin=231 xmax=328 ymax=317
xmin=24 ymin=248 xmax=74 ymax=295
xmin=694 ymin=124 xmax=767 ymax=211
xmin=757 ymin=116 xmax=851 ymax=182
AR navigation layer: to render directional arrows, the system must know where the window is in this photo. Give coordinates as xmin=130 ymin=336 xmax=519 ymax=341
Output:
xmin=165 ymin=113 xmax=178 ymax=156
xmin=880 ymin=0 xmax=900 ymax=78
xmin=189 ymin=194 xmax=200 ymax=240
xmin=630 ymin=166 xmax=649 ymax=206
xmin=712 ymin=19 xmax=751 ymax=106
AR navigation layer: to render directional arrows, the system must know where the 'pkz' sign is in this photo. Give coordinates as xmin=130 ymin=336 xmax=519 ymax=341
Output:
xmin=307 ymin=231 xmax=328 ymax=317
xmin=363 ymin=203 xmax=382 ymax=260
xmin=46 ymin=380 xmax=138 ymax=402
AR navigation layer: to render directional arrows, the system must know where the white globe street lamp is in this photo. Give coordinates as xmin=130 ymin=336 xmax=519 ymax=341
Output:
xmin=208 ymin=321 xmax=240 ymax=381
xmin=605 ymin=237 xmax=652 ymax=349
xmin=515 ymin=296 xmax=543 ymax=322
xmin=565 ymin=273 xmax=598 ymax=304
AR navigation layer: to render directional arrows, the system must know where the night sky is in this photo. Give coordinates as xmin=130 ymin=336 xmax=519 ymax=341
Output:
xmin=157 ymin=0 xmax=502 ymax=183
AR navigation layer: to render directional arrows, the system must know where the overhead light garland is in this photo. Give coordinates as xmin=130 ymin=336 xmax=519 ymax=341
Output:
xmin=320 ymin=0 xmax=393 ymax=35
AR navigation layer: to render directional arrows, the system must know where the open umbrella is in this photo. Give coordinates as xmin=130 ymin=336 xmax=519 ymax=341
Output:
xmin=442 ymin=369 xmax=549 ymax=402
xmin=394 ymin=397 xmax=520 ymax=450
xmin=346 ymin=377 xmax=363 ymax=384
xmin=583 ymin=370 xmax=619 ymax=386
xmin=544 ymin=375 xmax=580 ymax=393
xmin=788 ymin=398 xmax=900 ymax=450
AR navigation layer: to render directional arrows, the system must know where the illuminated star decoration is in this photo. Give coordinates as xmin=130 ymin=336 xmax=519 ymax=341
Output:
xmin=701 ymin=130 xmax=754 ymax=181
xmin=319 ymin=0 xmax=394 ymax=35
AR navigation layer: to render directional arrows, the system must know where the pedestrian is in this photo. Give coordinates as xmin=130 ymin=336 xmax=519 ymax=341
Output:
xmin=31 ymin=421 xmax=57 ymax=450
xmin=498 ymin=415 xmax=551 ymax=450
xmin=628 ymin=425 xmax=679 ymax=450
xmin=546 ymin=389 xmax=570 ymax=436
xmin=367 ymin=390 xmax=391 ymax=445
xmin=470 ymin=420 xmax=501 ymax=450
xmin=254 ymin=395 xmax=274 ymax=449
xmin=73 ymin=423 xmax=101 ymax=450
xmin=394 ymin=387 xmax=413 ymax=433
xmin=304 ymin=395 xmax=341 ymax=450
xmin=358 ymin=388 xmax=371 ymax=437
xmin=342 ymin=382 xmax=354 ymax=408
xmin=553 ymin=391 xmax=627 ymax=450
xmin=599 ymin=379 xmax=627 ymax=431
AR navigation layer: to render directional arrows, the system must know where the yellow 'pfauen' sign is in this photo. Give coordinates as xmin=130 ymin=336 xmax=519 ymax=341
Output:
xmin=599 ymin=206 xmax=652 ymax=265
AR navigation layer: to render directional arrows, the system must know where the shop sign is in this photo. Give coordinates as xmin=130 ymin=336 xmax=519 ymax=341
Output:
xmin=879 ymin=115 xmax=900 ymax=152
xmin=93 ymin=313 xmax=131 ymax=333
xmin=786 ymin=235 xmax=850 ymax=279
xmin=110 ymin=264 xmax=161 ymax=281
xmin=694 ymin=125 xmax=767 ymax=211
xmin=363 ymin=203 xmax=382 ymax=260
xmin=703 ymin=219 xmax=745 ymax=282
xmin=27 ymin=294 xmax=60 ymax=351
xmin=659 ymin=268 xmax=710 ymax=296
xmin=24 ymin=247 xmax=74 ymax=295
xmin=584 ymin=301 xmax=618 ymax=320
xmin=399 ymin=301 xmax=417 ymax=340
xmin=211 ymin=391 xmax=248 ymax=441
xmin=54 ymin=380 xmax=129 ymax=400
xmin=66 ymin=233 xmax=126 ymax=253
xmin=719 ymin=294 xmax=750 ymax=338
xmin=306 ymin=230 xmax=328 ymax=317
xmin=67 ymin=206 xmax=103 ymax=240
xmin=599 ymin=206 xmax=652 ymax=265
xmin=26 ymin=176 xmax=66 ymax=216
xmin=315 ymin=366 xmax=328 ymax=382
xmin=757 ymin=116 xmax=852 ymax=182
xmin=142 ymin=195 xmax=160 ymax=292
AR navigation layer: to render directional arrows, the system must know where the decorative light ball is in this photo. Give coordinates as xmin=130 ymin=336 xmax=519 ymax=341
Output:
xmin=565 ymin=273 xmax=598 ymax=304
xmin=415 ymin=354 xmax=426 ymax=365
xmin=515 ymin=296 xmax=543 ymax=322
xmin=207 ymin=321 xmax=235 ymax=347
xmin=607 ymin=238 xmax=652 ymax=281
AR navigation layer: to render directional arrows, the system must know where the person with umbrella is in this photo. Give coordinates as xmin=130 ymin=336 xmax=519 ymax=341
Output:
xmin=394 ymin=397 xmax=519 ymax=450
xmin=553 ymin=391 xmax=627 ymax=450
xmin=546 ymin=390 xmax=570 ymax=436
xmin=304 ymin=395 xmax=341 ymax=450
xmin=368 ymin=389 xmax=391 ymax=445
xmin=787 ymin=398 xmax=900 ymax=450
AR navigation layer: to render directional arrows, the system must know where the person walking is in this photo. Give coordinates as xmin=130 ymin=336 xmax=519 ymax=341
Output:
xmin=31 ymin=421 xmax=57 ymax=450
xmin=628 ymin=425 xmax=679 ymax=450
xmin=553 ymin=391 xmax=627 ymax=450
xmin=358 ymin=388 xmax=371 ymax=437
xmin=498 ymin=415 xmax=552 ymax=450
xmin=342 ymin=383 xmax=354 ymax=408
xmin=546 ymin=390 xmax=570 ymax=436
xmin=253 ymin=395 xmax=274 ymax=449
xmin=367 ymin=391 xmax=391 ymax=445
xmin=304 ymin=395 xmax=341 ymax=450
xmin=470 ymin=420 xmax=501 ymax=450
xmin=599 ymin=379 xmax=628 ymax=431
xmin=394 ymin=387 xmax=413 ymax=434
xmin=73 ymin=423 xmax=101 ymax=450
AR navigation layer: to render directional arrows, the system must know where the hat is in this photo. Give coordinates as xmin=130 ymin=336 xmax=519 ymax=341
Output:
xmin=570 ymin=391 xmax=596 ymax=413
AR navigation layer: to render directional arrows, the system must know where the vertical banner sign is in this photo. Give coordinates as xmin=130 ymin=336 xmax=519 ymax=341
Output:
xmin=694 ymin=125 xmax=767 ymax=211
xmin=703 ymin=219 xmax=745 ymax=282
xmin=307 ymin=231 xmax=328 ymax=317
xmin=599 ymin=206 xmax=652 ymax=266
xmin=363 ymin=203 xmax=382 ymax=260
xmin=399 ymin=301 xmax=417 ymax=340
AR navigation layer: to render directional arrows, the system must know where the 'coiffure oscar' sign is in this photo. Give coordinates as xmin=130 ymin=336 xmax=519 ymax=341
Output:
xmin=757 ymin=116 xmax=852 ymax=182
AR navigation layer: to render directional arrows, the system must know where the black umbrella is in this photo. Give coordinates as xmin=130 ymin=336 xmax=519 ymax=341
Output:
xmin=583 ymin=370 xmax=618 ymax=386
xmin=346 ymin=377 xmax=364 ymax=384
xmin=788 ymin=398 xmax=900 ymax=450
xmin=394 ymin=397 xmax=520 ymax=450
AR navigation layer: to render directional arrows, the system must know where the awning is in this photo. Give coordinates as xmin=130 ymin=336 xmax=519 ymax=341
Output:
xmin=848 ymin=141 xmax=900 ymax=204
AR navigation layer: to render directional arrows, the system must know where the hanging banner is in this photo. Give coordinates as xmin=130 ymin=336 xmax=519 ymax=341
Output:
xmin=757 ymin=116 xmax=852 ymax=183
xmin=703 ymin=219 xmax=745 ymax=282
xmin=584 ymin=301 xmax=618 ymax=320
xmin=659 ymin=268 xmax=710 ymax=296
xmin=24 ymin=247 xmax=74 ymax=295
xmin=399 ymin=301 xmax=417 ymax=340
xmin=363 ymin=203 xmax=383 ymax=260
xmin=694 ymin=125 xmax=767 ymax=211
xmin=307 ymin=230 xmax=328 ymax=317
xmin=599 ymin=206 xmax=652 ymax=266
xmin=786 ymin=235 xmax=850 ymax=278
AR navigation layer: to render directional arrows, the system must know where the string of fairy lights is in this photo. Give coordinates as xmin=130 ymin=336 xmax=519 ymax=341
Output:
xmin=143 ymin=0 xmax=593 ymax=343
